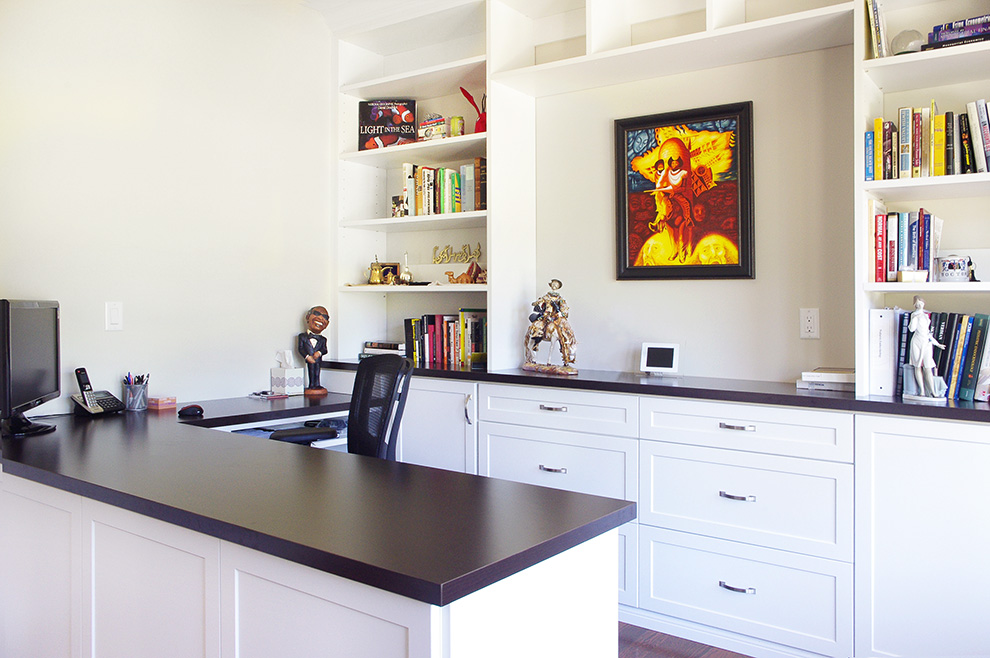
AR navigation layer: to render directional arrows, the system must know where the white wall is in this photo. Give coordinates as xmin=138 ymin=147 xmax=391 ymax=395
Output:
xmin=0 ymin=0 xmax=332 ymax=410
xmin=534 ymin=46 xmax=854 ymax=380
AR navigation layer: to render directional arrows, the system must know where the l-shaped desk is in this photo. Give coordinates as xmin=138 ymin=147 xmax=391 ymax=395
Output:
xmin=0 ymin=393 xmax=635 ymax=658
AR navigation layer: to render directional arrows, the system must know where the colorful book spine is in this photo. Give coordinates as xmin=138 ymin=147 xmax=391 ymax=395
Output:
xmin=960 ymin=112 xmax=976 ymax=174
xmin=873 ymin=117 xmax=884 ymax=179
xmin=977 ymin=99 xmax=990 ymax=170
xmin=959 ymin=314 xmax=989 ymax=401
xmin=969 ymin=101 xmax=988 ymax=172
xmin=898 ymin=107 xmax=912 ymax=177
xmin=885 ymin=213 xmax=898 ymax=282
xmin=865 ymin=131 xmax=875 ymax=180
xmin=875 ymin=213 xmax=886 ymax=282
xmin=944 ymin=111 xmax=955 ymax=175
xmin=932 ymin=113 xmax=946 ymax=176
xmin=911 ymin=108 xmax=923 ymax=177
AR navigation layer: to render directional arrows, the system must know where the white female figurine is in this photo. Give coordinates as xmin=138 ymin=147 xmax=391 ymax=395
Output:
xmin=907 ymin=296 xmax=946 ymax=399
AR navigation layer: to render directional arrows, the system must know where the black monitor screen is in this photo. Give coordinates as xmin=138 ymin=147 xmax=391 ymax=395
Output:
xmin=2 ymin=300 xmax=60 ymax=437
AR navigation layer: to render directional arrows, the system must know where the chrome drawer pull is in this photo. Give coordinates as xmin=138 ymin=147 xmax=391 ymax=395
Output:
xmin=464 ymin=394 xmax=473 ymax=425
xmin=538 ymin=464 xmax=568 ymax=474
xmin=719 ymin=491 xmax=756 ymax=502
xmin=719 ymin=581 xmax=756 ymax=595
xmin=539 ymin=404 xmax=568 ymax=412
xmin=719 ymin=422 xmax=756 ymax=432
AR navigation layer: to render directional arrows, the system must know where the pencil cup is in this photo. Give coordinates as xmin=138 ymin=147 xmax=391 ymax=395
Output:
xmin=123 ymin=383 xmax=148 ymax=411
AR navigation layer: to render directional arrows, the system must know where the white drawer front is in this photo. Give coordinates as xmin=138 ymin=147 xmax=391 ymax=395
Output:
xmin=640 ymin=397 xmax=853 ymax=462
xmin=478 ymin=421 xmax=637 ymax=501
xmin=479 ymin=384 xmax=638 ymax=437
xmin=639 ymin=527 xmax=852 ymax=658
xmin=640 ymin=442 xmax=852 ymax=561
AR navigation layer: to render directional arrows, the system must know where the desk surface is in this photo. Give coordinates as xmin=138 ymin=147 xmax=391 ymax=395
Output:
xmin=1 ymin=398 xmax=634 ymax=606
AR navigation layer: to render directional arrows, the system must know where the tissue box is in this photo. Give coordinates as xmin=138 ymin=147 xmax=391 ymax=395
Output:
xmin=271 ymin=368 xmax=305 ymax=396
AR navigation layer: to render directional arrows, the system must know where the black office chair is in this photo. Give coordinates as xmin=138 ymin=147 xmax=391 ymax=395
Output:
xmin=268 ymin=354 xmax=413 ymax=460
xmin=346 ymin=354 xmax=414 ymax=460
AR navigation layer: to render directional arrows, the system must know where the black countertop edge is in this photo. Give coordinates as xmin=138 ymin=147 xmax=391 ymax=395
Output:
xmin=178 ymin=393 xmax=351 ymax=429
xmin=325 ymin=361 xmax=990 ymax=424
xmin=5 ymin=458 xmax=635 ymax=606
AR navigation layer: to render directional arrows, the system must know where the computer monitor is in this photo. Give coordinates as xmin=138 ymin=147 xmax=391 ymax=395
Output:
xmin=1 ymin=300 xmax=60 ymax=438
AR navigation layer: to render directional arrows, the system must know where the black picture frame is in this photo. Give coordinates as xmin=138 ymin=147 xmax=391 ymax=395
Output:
xmin=615 ymin=101 xmax=754 ymax=280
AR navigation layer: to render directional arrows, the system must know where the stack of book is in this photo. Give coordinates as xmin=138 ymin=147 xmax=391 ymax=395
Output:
xmin=396 ymin=158 xmax=487 ymax=217
xmin=403 ymin=308 xmax=486 ymax=369
xmin=865 ymin=98 xmax=990 ymax=181
xmin=869 ymin=308 xmax=990 ymax=401
xmin=870 ymin=199 xmax=943 ymax=283
xmin=359 ymin=341 xmax=405 ymax=359
xmin=922 ymin=12 xmax=990 ymax=51
xmin=797 ymin=368 xmax=855 ymax=392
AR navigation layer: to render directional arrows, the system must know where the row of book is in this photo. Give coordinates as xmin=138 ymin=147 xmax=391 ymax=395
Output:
xmin=870 ymin=307 xmax=990 ymax=401
xmin=865 ymin=99 xmax=990 ymax=181
xmin=394 ymin=158 xmax=487 ymax=217
xmin=402 ymin=308 xmax=487 ymax=369
xmin=869 ymin=199 xmax=944 ymax=283
xmin=922 ymin=12 xmax=990 ymax=51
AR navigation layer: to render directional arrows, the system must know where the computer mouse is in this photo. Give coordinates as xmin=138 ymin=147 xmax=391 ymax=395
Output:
xmin=178 ymin=404 xmax=204 ymax=418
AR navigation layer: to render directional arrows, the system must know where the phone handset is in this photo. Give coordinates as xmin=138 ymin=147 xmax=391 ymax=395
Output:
xmin=72 ymin=367 xmax=125 ymax=415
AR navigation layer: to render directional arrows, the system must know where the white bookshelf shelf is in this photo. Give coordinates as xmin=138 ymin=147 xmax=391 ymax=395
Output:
xmin=340 ymin=132 xmax=487 ymax=169
xmin=864 ymin=282 xmax=990 ymax=293
xmin=861 ymin=41 xmax=990 ymax=93
xmin=340 ymin=284 xmax=488 ymax=293
xmin=491 ymin=3 xmax=854 ymax=97
xmin=863 ymin=173 xmax=990 ymax=202
xmin=340 ymin=55 xmax=487 ymax=101
xmin=341 ymin=210 xmax=487 ymax=232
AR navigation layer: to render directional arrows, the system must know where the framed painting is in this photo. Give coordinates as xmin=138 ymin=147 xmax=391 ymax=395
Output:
xmin=615 ymin=101 xmax=754 ymax=280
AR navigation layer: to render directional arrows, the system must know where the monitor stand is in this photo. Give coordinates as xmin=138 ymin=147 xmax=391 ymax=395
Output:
xmin=1 ymin=410 xmax=56 ymax=439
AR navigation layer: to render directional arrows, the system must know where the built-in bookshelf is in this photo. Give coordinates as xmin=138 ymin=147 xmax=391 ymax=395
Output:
xmin=854 ymin=0 xmax=990 ymax=397
xmin=333 ymin=1 xmax=491 ymax=367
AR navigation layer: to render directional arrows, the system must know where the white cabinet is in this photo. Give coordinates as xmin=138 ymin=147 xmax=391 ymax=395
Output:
xmin=401 ymin=377 xmax=478 ymax=473
xmin=852 ymin=0 xmax=990 ymax=396
xmin=0 ymin=474 xmax=81 ymax=658
xmin=855 ymin=413 xmax=990 ymax=657
xmin=478 ymin=383 xmax=639 ymax=605
xmin=636 ymin=397 xmax=854 ymax=658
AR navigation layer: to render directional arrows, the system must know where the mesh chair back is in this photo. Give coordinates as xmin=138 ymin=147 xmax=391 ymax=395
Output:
xmin=347 ymin=354 xmax=414 ymax=460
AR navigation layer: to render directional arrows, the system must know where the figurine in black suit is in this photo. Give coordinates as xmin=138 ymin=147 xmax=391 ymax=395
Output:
xmin=297 ymin=306 xmax=329 ymax=396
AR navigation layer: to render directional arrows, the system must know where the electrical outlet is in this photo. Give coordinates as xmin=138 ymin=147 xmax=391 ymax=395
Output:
xmin=800 ymin=308 xmax=819 ymax=339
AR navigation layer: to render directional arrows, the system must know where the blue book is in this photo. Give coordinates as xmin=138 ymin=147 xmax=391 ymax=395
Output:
xmin=907 ymin=211 xmax=919 ymax=271
xmin=897 ymin=212 xmax=910 ymax=272
xmin=865 ymin=131 xmax=875 ymax=181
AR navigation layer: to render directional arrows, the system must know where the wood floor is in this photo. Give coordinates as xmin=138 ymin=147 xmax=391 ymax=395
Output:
xmin=618 ymin=623 xmax=753 ymax=658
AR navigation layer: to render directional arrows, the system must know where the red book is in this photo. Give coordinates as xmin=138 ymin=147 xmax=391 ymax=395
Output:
xmin=911 ymin=109 xmax=923 ymax=177
xmin=875 ymin=213 xmax=886 ymax=282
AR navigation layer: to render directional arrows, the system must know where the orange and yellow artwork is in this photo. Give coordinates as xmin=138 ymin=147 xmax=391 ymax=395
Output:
xmin=615 ymin=103 xmax=753 ymax=280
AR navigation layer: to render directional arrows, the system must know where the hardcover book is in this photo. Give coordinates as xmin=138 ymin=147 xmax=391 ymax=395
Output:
xmin=898 ymin=107 xmax=912 ymax=177
xmin=358 ymin=100 xmax=416 ymax=151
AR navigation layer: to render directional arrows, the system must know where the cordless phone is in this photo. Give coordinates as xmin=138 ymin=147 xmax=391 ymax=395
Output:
xmin=72 ymin=367 xmax=125 ymax=415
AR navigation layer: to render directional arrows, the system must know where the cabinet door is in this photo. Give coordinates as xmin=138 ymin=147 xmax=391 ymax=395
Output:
xmin=0 ymin=475 xmax=82 ymax=658
xmin=855 ymin=414 xmax=990 ymax=658
xmin=400 ymin=378 xmax=478 ymax=474
xmin=83 ymin=499 xmax=221 ymax=658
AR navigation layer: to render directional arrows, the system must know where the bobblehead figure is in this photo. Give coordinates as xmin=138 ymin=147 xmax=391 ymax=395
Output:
xmin=298 ymin=306 xmax=330 ymax=396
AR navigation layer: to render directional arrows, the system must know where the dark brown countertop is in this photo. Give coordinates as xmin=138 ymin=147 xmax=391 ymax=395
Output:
xmin=326 ymin=361 xmax=990 ymax=424
xmin=1 ymin=399 xmax=635 ymax=606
